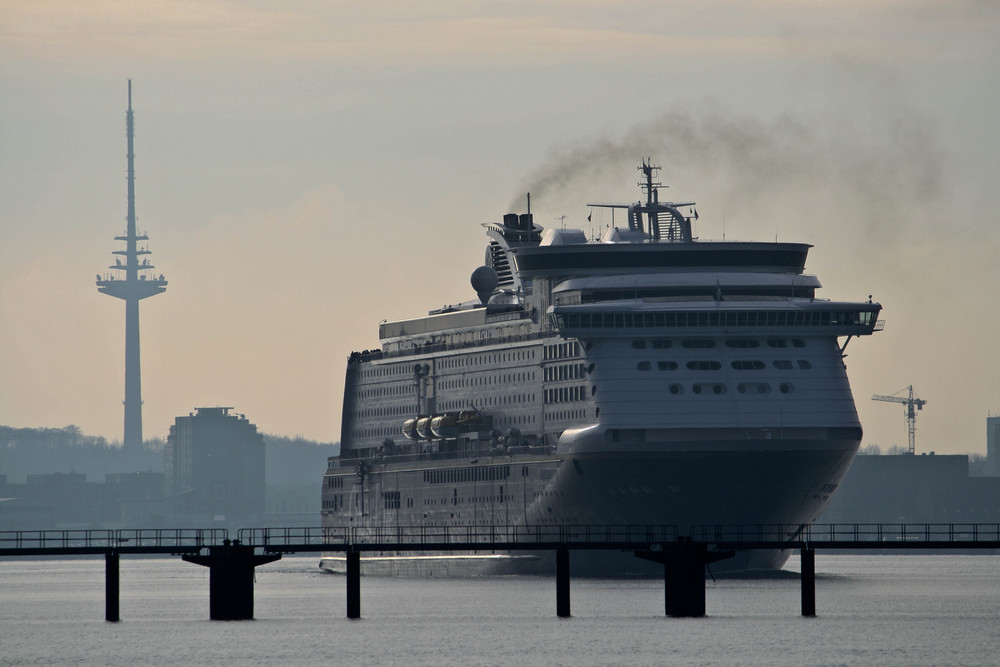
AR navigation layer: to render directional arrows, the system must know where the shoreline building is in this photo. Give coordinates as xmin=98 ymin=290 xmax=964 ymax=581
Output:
xmin=820 ymin=452 xmax=1000 ymax=524
xmin=96 ymin=80 xmax=167 ymax=448
xmin=987 ymin=414 xmax=1000 ymax=477
xmin=164 ymin=407 xmax=265 ymax=526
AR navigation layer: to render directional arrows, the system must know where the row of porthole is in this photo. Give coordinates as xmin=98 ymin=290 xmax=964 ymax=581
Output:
xmin=631 ymin=338 xmax=808 ymax=350
xmin=637 ymin=360 xmax=812 ymax=371
xmin=666 ymin=382 xmax=796 ymax=395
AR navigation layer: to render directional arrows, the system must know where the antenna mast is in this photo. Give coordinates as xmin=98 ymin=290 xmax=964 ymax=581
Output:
xmin=96 ymin=80 xmax=168 ymax=448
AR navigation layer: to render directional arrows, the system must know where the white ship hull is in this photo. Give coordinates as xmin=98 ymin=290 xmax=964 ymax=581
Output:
xmin=323 ymin=161 xmax=881 ymax=575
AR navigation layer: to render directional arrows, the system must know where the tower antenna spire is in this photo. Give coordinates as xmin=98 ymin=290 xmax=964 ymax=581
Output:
xmin=96 ymin=81 xmax=167 ymax=448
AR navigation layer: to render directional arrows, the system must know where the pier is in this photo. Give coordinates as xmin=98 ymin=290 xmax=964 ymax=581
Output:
xmin=3 ymin=523 xmax=999 ymax=621
xmin=0 ymin=529 xmax=227 ymax=621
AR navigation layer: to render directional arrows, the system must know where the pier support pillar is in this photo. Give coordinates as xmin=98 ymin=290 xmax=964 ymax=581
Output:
xmin=346 ymin=549 xmax=361 ymax=619
xmin=105 ymin=549 xmax=120 ymax=622
xmin=555 ymin=548 xmax=571 ymax=618
xmin=183 ymin=540 xmax=280 ymax=620
xmin=636 ymin=540 xmax=733 ymax=618
xmin=663 ymin=541 xmax=707 ymax=617
xmin=801 ymin=547 xmax=816 ymax=617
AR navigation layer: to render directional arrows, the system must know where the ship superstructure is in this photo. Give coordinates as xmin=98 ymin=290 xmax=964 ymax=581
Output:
xmin=322 ymin=160 xmax=882 ymax=573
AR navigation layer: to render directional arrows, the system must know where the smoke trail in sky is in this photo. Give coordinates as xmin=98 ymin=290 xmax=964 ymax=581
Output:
xmin=511 ymin=102 xmax=945 ymax=254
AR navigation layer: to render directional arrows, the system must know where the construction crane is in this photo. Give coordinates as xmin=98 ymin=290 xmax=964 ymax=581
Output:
xmin=871 ymin=385 xmax=927 ymax=455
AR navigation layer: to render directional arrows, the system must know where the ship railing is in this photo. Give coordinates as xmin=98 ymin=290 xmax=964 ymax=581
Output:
xmin=689 ymin=523 xmax=1000 ymax=545
xmin=328 ymin=443 xmax=557 ymax=469
xmin=375 ymin=330 xmax=553 ymax=362
xmin=238 ymin=524 xmax=679 ymax=549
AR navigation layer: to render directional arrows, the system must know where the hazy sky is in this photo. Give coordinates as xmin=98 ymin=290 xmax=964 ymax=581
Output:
xmin=2 ymin=2 xmax=998 ymax=455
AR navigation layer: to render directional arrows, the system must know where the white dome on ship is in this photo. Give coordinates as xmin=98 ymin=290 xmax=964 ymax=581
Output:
xmin=540 ymin=228 xmax=587 ymax=246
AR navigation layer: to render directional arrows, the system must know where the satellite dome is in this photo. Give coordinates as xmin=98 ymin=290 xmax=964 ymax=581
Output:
xmin=471 ymin=265 xmax=499 ymax=305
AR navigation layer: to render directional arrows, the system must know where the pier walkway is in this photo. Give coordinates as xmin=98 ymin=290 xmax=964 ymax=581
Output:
xmin=3 ymin=523 xmax=999 ymax=621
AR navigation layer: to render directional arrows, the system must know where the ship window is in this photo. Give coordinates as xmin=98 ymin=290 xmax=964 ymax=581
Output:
xmin=687 ymin=360 xmax=721 ymax=371
xmin=681 ymin=339 xmax=716 ymax=348
xmin=669 ymin=384 xmax=683 ymax=395
xmin=767 ymin=339 xmax=788 ymax=348
xmin=731 ymin=360 xmax=765 ymax=370
xmin=637 ymin=361 xmax=651 ymax=371
xmin=651 ymin=339 xmax=672 ymax=349
xmin=725 ymin=339 xmax=760 ymax=348
xmin=792 ymin=339 xmax=806 ymax=348
xmin=797 ymin=360 xmax=812 ymax=369
xmin=780 ymin=383 xmax=795 ymax=394
xmin=657 ymin=361 xmax=678 ymax=371
xmin=757 ymin=384 xmax=772 ymax=394
xmin=773 ymin=360 xmax=793 ymax=370
xmin=631 ymin=340 xmax=647 ymax=349
xmin=713 ymin=384 xmax=726 ymax=394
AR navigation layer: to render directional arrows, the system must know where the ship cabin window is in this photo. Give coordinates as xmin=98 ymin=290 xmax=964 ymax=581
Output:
xmin=651 ymin=339 xmax=672 ymax=349
xmin=631 ymin=340 xmax=647 ymax=349
xmin=657 ymin=361 xmax=678 ymax=371
xmin=725 ymin=339 xmax=760 ymax=348
xmin=797 ymin=360 xmax=813 ymax=369
xmin=637 ymin=361 xmax=651 ymax=371
xmin=792 ymin=339 xmax=806 ymax=348
xmin=693 ymin=383 xmax=727 ymax=395
xmin=773 ymin=360 xmax=794 ymax=369
xmin=669 ymin=384 xmax=683 ymax=395
xmin=737 ymin=383 xmax=772 ymax=394
xmin=687 ymin=360 xmax=722 ymax=371
xmin=767 ymin=339 xmax=788 ymax=348
xmin=731 ymin=360 xmax=765 ymax=370
xmin=681 ymin=339 xmax=716 ymax=349
xmin=780 ymin=383 xmax=795 ymax=394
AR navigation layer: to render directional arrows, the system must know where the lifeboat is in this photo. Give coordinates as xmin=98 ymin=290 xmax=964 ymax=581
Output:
xmin=416 ymin=416 xmax=434 ymax=439
xmin=431 ymin=413 xmax=458 ymax=438
xmin=402 ymin=418 xmax=419 ymax=440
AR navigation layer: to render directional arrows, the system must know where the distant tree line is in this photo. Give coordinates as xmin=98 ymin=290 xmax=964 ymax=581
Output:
xmin=0 ymin=425 xmax=164 ymax=483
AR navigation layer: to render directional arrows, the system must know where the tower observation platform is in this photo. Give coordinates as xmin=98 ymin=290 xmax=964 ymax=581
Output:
xmin=96 ymin=80 xmax=167 ymax=448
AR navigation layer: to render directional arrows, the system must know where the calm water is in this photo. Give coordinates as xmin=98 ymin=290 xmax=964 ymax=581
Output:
xmin=1 ymin=553 xmax=997 ymax=666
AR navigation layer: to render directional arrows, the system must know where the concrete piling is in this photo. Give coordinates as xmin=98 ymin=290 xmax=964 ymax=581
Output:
xmin=346 ymin=548 xmax=361 ymax=619
xmin=801 ymin=547 xmax=816 ymax=617
xmin=105 ymin=549 xmax=120 ymax=622
xmin=183 ymin=540 xmax=280 ymax=620
xmin=556 ymin=548 xmax=571 ymax=618
xmin=662 ymin=541 xmax=708 ymax=617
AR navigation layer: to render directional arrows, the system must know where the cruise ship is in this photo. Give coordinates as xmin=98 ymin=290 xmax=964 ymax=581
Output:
xmin=321 ymin=160 xmax=882 ymax=574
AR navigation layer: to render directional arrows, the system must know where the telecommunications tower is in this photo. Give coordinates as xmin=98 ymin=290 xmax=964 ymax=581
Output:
xmin=96 ymin=80 xmax=167 ymax=448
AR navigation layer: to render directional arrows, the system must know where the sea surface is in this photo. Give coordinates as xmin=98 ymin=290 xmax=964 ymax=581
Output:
xmin=1 ymin=553 xmax=997 ymax=666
